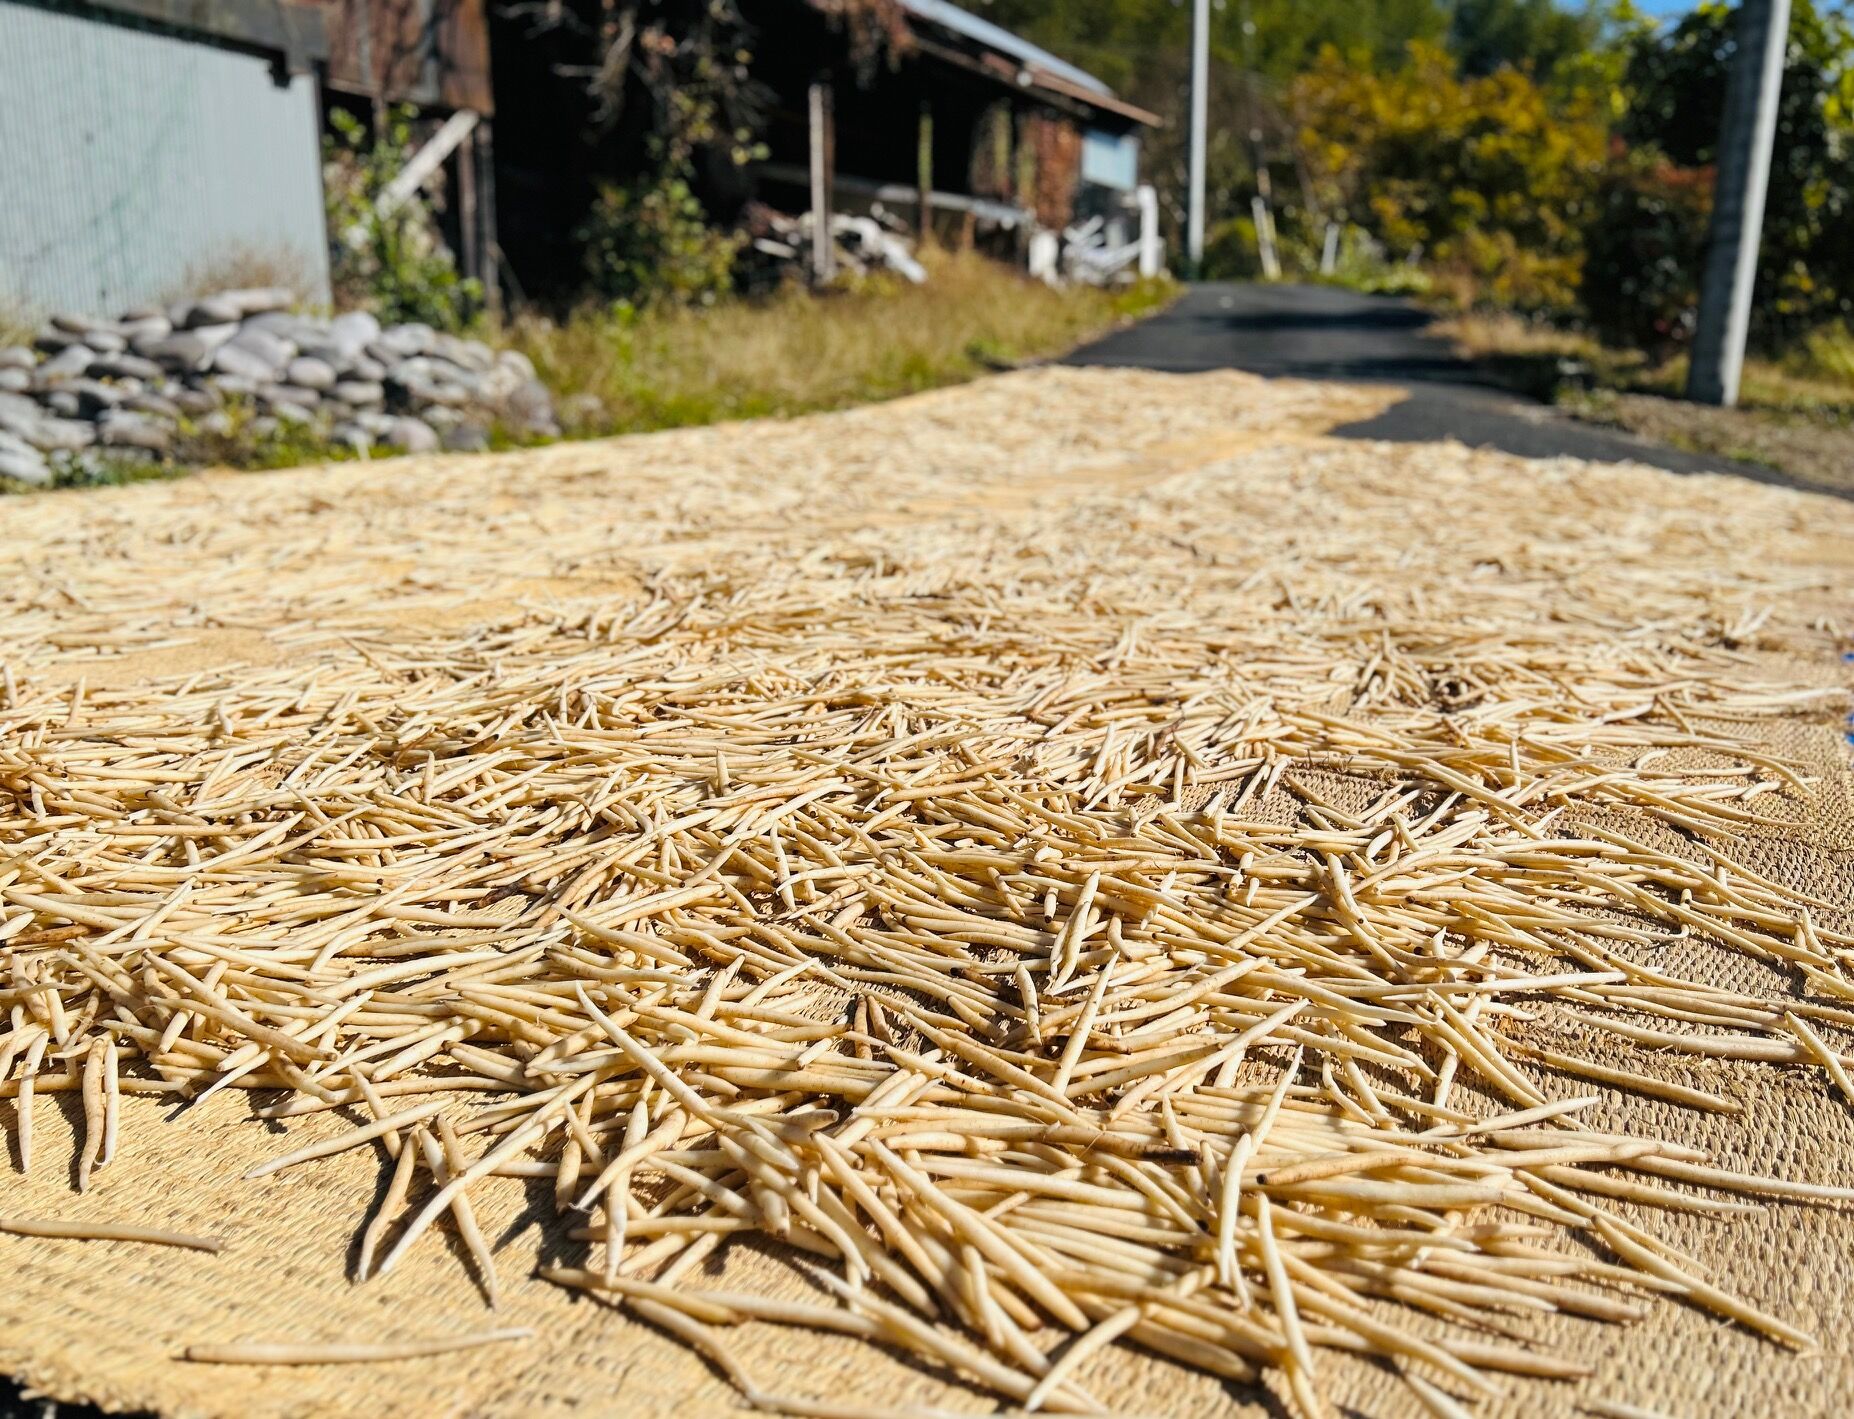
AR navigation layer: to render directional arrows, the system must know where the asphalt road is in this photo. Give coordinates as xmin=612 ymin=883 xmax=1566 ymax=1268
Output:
xmin=1067 ymin=281 xmax=1794 ymax=484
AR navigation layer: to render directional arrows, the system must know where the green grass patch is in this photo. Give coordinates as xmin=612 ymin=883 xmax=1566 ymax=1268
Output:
xmin=498 ymin=251 xmax=1177 ymax=439
xmin=6 ymin=254 xmax=1174 ymax=495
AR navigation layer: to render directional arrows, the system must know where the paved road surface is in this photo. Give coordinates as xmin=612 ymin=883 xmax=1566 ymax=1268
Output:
xmin=1068 ymin=281 xmax=1800 ymax=486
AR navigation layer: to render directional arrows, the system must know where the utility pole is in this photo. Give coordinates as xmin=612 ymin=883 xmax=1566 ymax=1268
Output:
xmin=1187 ymin=0 xmax=1209 ymax=271
xmin=1687 ymin=0 xmax=1790 ymax=407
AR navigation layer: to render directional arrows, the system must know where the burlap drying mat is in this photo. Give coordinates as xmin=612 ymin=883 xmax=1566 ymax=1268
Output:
xmin=2 ymin=368 xmax=1852 ymax=1418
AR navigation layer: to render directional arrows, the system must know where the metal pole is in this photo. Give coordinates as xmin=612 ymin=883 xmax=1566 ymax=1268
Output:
xmin=1187 ymin=0 xmax=1209 ymax=271
xmin=1687 ymin=0 xmax=1790 ymax=407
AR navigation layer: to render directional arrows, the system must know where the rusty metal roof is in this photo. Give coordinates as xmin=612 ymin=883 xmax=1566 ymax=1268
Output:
xmin=901 ymin=0 xmax=1108 ymax=95
xmin=58 ymin=0 xmax=328 ymax=71
xmin=899 ymin=0 xmax=1156 ymax=126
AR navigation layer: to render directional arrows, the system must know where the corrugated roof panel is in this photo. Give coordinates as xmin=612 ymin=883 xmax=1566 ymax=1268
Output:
xmin=0 ymin=1 xmax=330 ymax=317
xmin=901 ymin=0 xmax=1112 ymax=96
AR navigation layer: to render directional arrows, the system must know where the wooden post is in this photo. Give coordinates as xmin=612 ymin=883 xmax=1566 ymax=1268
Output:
xmin=916 ymin=104 xmax=933 ymax=245
xmin=475 ymin=120 xmax=502 ymax=315
xmin=1013 ymin=113 xmax=1037 ymax=265
xmin=457 ymin=127 xmax=480 ymax=287
xmin=808 ymin=81 xmax=835 ymax=283
xmin=1015 ymin=117 xmax=1038 ymax=218
xmin=1252 ymin=195 xmax=1280 ymax=280
xmin=1136 ymin=184 xmax=1161 ymax=278
xmin=353 ymin=0 xmax=383 ymax=129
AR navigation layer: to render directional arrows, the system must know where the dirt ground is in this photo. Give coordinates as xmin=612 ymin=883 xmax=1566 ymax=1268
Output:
xmin=1562 ymin=388 xmax=1854 ymax=499
xmin=2 ymin=368 xmax=1852 ymax=1419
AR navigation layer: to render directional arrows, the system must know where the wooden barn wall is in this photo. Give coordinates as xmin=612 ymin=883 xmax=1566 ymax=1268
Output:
xmin=309 ymin=0 xmax=491 ymax=113
xmin=1025 ymin=109 xmax=1080 ymax=229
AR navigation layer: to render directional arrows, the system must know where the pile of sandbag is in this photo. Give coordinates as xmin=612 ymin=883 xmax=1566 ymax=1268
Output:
xmin=0 ymin=287 xmax=558 ymax=487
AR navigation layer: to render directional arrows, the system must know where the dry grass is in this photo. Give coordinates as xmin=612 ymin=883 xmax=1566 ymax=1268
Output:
xmin=0 ymin=299 xmax=35 ymax=350
xmin=1563 ymin=388 xmax=1854 ymax=497
xmin=154 ymin=246 xmax=325 ymax=308
xmin=1438 ymin=310 xmax=1854 ymax=404
xmin=3 ymin=368 xmax=1852 ymax=1417
xmin=1433 ymin=311 xmax=1602 ymax=366
xmin=1795 ymin=322 xmax=1854 ymax=384
xmin=1436 ymin=310 xmax=1854 ymax=493
xmin=6 ymin=253 xmax=1173 ymax=496
xmin=502 ymin=250 xmax=1177 ymax=437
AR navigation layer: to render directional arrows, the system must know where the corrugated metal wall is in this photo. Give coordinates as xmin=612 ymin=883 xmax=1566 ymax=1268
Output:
xmin=0 ymin=1 xmax=331 ymax=317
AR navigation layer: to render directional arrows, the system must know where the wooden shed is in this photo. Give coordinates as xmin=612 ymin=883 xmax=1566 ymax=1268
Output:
xmin=746 ymin=0 xmax=1159 ymax=242
xmin=301 ymin=0 xmax=1157 ymax=304
xmin=299 ymin=0 xmax=498 ymax=294
xmin=486 ymin=0 xmax=1158 ymax=301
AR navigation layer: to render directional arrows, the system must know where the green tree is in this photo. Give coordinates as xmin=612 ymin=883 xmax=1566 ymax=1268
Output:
xmin=1609 ymin=0 xmax=1854 ymax=340
xmin=970 ymin=0 xmax=1451 ymax=242
xmin=1292 ymin=42 xmax=1609 ymax=310
xmin=1449 ymin=0 xmax=1602 ymax=77
xmin=1579 ymin=152 xmax=1714 ymax=350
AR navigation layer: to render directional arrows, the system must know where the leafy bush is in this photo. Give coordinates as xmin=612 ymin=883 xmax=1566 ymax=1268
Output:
xmin=1200 ymin=217 xmax=1264 ymax=281
xmin=1317 ymin=228 xmax=1432 ymax=296
xmin=1798 ymin=323 xmax=1854 ymax=383
xmin=324 ymin=107 xmax=481 ymax=330
xmin=579 ymin=171 xmax=744 ymax=308
xmin=1291 ymin=43 xmax=1609 ymax=314
xmin=1579 ymin=149 xmax=1713 ymax=352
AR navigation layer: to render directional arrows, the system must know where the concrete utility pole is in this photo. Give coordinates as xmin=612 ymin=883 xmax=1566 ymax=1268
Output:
xmin=1687 ymin=0 xmax=1791 ymax=407
xmin=1186 ymin=0 xmax=1209 ymax=271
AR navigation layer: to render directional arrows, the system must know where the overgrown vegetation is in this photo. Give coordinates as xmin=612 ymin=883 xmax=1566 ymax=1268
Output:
xmin=503 ymin=250 xmax=1174 ymax=436
xmin=508 ymin=0 xmax=879 ymax=308
xmin=1291 ymin=41 xmax=1608 ymax=312
xmin=579 ymin=173 xmax=745 ymax=307
xmin=324 ymin=108 xmax=482 ymax=330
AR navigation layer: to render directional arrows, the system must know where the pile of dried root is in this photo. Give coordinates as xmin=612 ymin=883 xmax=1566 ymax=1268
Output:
xmin=2 ymin=369 xmax=1852 ymax=1416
